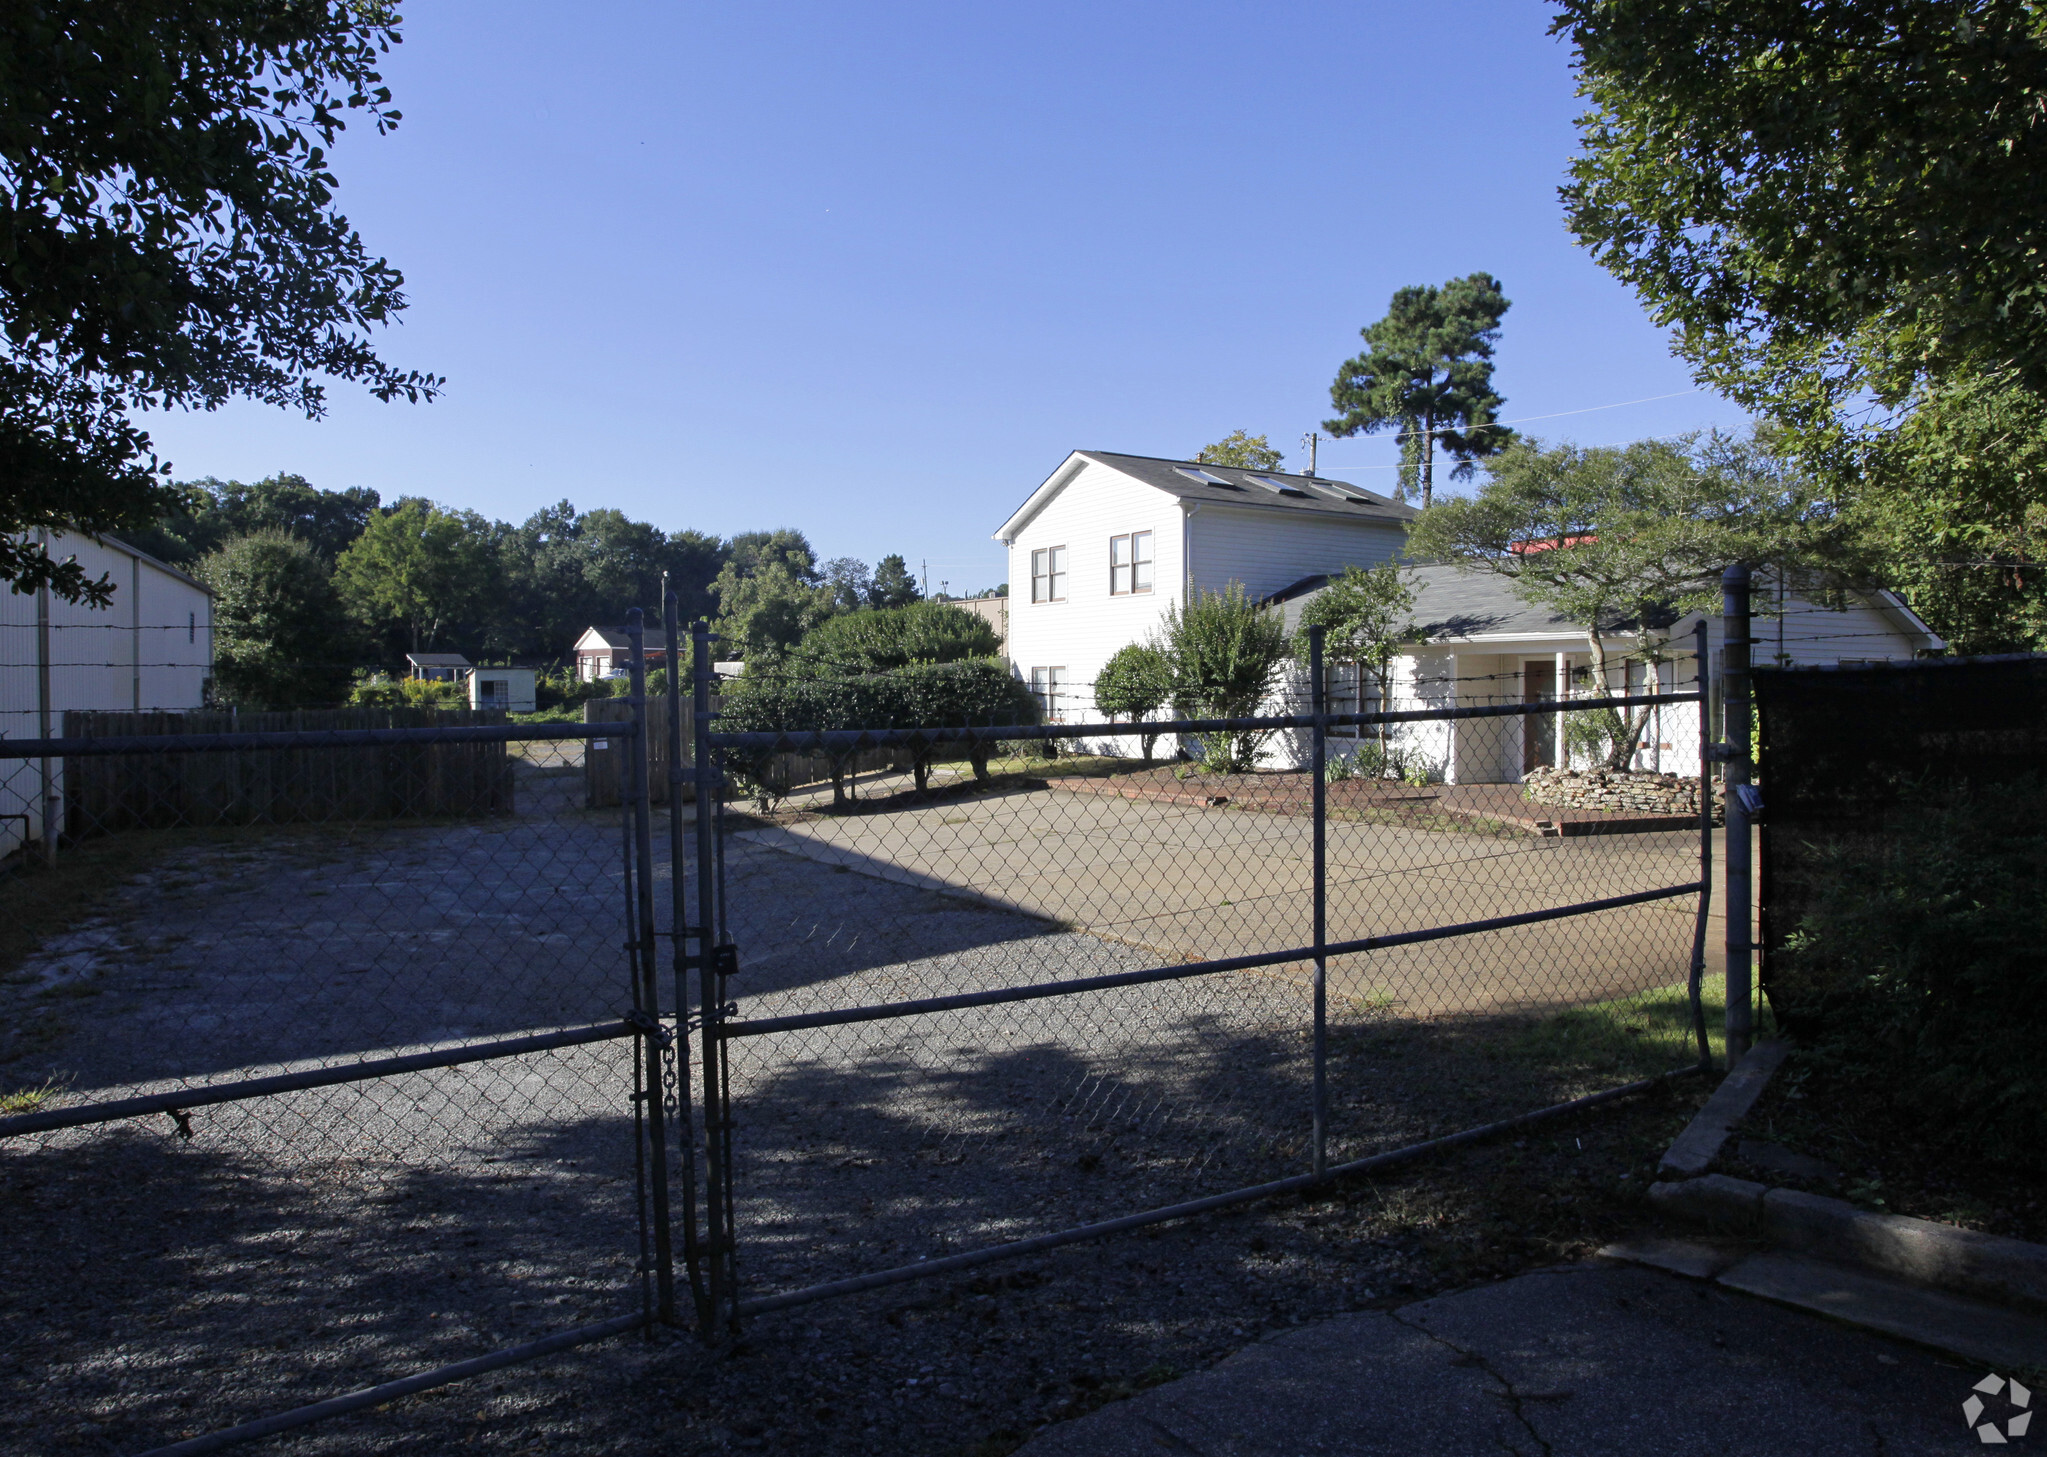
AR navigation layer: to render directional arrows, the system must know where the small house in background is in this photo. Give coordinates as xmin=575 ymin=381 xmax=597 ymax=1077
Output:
xmin=572 ymin=626 xmax=678 ymax=680
xmin=405 ymin=652 xmax=472 ymax=683
xmin=469 ymin=668 xmax=537 ymax=714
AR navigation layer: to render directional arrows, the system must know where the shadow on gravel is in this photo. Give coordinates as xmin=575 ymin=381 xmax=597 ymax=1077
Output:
xmin=722 ymin=994 xmax=1706 ymax=1306
xmin=0 ymin=1110 xmax=646 ymax=1455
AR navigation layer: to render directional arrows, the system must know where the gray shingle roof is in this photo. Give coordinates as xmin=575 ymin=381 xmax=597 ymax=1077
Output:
xmin=1076 ymin=451 xmax=1417 ymax=525
xmin=405 ymin=652 xmax=474 ymax=668
xmin=1272 ymin=563 xmax=1586 ymax=640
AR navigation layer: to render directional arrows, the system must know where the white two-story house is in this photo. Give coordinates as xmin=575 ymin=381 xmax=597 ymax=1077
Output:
xmin=993 ymin=450 xmax=1415 ymax=721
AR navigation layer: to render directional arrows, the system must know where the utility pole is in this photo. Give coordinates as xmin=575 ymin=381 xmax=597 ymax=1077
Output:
xmin=921 ymin=559 xmax=929 ymax=597
xmin=1299 ymin=431 xmax=1320 ymax=477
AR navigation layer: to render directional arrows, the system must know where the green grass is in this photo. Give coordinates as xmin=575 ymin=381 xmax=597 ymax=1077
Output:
xmin=1511 ymin=976 xmax=1775 ymax=1079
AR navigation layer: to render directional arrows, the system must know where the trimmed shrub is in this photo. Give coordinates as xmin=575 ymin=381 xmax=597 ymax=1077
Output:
xmin=716 ymin=657 xmax=1037 ymax=804
xmin=790 ymin=600 xmax=1000 ymax=676
xmin=1095 ymin=642 xmax=1174 ymax=762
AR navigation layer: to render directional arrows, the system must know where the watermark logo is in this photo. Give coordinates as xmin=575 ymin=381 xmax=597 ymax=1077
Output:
xmin=1964 ymin=1373 xmax=2032 ymax=1444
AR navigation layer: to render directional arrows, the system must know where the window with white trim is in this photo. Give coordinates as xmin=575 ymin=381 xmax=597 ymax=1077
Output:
xmin=1109 ymin=531 xmax=1153 ymax=595
xmin=1030 ymin=546 xmax=1068 ymax=602
xmin=1030 ymin=666 xmax=1067 ymax=721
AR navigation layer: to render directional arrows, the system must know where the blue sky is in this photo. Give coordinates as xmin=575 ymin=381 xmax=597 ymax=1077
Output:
xmin=140 ymin=1 xmax=1748 ymax=596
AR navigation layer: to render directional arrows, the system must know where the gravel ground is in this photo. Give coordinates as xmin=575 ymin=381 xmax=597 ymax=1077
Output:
xmin=0 ymin=759 xmax=1708 ymax=1454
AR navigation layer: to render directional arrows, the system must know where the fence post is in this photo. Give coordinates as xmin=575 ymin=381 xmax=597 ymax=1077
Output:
xmin=1687 ymin=621 xmax=1715 ymax=1068
xmin=1720 ymin=566 xmax=1755 ymax=1066
xmin=692 ymin=619 xmax=736 ymax=1336
xmin=662 ymin=591 xmax=705 ymax=1317
xmin=625 ymin=610 xmax=677 ymax=1324
xmin=1308 ymin=625 xmax=1328 ymax=1180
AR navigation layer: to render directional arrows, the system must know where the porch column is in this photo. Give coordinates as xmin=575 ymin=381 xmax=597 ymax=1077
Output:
xmin=1554 ymin=650 xmax=1570 ymax=769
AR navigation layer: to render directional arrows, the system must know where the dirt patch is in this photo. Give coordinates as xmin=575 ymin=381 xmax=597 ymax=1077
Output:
xmin=1728 ymin=1045 xmax=2046 ymax=1243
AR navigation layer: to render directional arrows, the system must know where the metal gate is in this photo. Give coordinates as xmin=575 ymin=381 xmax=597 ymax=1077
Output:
xmin=0 ymin=612 xmax=685 ymax=1454
xmin=685 ymin=620 xmax=1722 ymax=1335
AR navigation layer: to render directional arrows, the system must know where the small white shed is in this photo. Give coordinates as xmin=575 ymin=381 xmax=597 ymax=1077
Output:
xmin=469 ymin=668 xmax=537 ymax=714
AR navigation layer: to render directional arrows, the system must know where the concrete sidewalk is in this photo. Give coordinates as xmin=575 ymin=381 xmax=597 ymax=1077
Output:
xmin=1020 ymin=1263 xmax=1981 ymax=1456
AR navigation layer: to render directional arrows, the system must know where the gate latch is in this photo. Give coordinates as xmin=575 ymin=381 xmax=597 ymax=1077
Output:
xmin=624 ymin=1008 xmax=674 ymax=1049
xmin=710 ymin=944 xmax=740 ymax=980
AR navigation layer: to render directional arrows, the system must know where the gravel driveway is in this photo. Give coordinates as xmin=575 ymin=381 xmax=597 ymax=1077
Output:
xmin=1 ymin=761 xmax=1703 ymax=1453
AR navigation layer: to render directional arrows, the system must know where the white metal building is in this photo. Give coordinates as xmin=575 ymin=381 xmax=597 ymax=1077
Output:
xmin=0 ymin=532 xmax=215 ymax=860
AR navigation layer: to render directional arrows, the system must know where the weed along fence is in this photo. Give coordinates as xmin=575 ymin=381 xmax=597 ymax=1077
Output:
xmin=684 ymin=619 xmax=1724 ymax=1333
xmin=56 ymin=706 xmax=517 ymax=837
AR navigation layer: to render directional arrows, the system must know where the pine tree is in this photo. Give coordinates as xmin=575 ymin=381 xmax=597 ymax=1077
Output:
xmin=1324 ymin=274 xmax=1514 ymax=507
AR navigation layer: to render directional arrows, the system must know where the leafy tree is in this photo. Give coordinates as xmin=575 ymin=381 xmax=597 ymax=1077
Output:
xmin=1094 ymin=642 xmax=1175 ymax=762
xmin=790 ymin=601 xmax=999 ymax=676
xmin=1556 ymin=1 xmax=2047 ymax=425
xmin=497 ymin=502 xmax=726 ymax=659
xmin=1295 ymin=562 xmax=1420 ymax=754
xmin=822 ymin=556 xmax=874 ymax=612
xmin=1325 ymin=274 xmax=1514 ymax=507
xmin=717 ymin=562 xmax=833 ymax=664
xmin=870 ymin=553 xmax=922 ymax=609
xmin=197 ymin=531 xmax=357 ymax=708
xmin=0 ymin=2 xmax=436 ymax=607
xmin=1408 ymin=432 xmax=1836 ymax=768
xmin=335 ymin=499 xmax=498 ymax=655
xmin=725 ymin=529 xmax=822 ymax=583
xmin=1825 ymin=374 xmax=2047 ymax=655
xmin=128 ymin=474 xmax=380 ymax=565
xmin=1161 ymin=583 xmax=1292 ymax=773
xmin=1197 ymin=431 xmax=1284 ymax=471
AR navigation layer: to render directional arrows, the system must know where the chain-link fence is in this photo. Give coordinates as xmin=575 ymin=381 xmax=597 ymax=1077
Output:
xmin=690 ymin=621 xmax=1720 ymax=1331
xmin=0 ymin=618 xmax=685 ymax=1454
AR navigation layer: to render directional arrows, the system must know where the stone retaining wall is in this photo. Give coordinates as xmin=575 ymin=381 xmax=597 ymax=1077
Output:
xmin=1523 ymin=766 xmax=1724 ymax=824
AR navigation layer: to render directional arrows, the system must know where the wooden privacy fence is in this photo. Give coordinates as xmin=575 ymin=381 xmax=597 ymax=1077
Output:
xmin=580 ymin=697 xmax=908 ymax=808
xmin=60 ymin=708 xmax=516 ymax=835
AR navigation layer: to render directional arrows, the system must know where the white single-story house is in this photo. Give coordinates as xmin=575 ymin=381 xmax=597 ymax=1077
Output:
xmin=994 ymin=450 xmax=1415 ymax=720
xmin=0 ymin=532 xmax=216 ymax=860
xmin=1264 ymin=564 xmax=1945 ymax=783
xmin=469 ymin=668 xmax=538 ymax=714
xmin=406 ymin=651 xmax=473 ymax=682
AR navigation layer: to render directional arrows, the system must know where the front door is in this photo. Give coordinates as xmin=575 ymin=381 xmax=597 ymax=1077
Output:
xmin=1522 ymin=661 xmax=1556 ymax=774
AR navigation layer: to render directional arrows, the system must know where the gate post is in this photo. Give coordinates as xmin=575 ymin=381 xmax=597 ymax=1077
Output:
xmin=622 ymin=609 xmax=679 ymax=1326
xmin=1308 ymin=625 xmax=1328 ymax=1179
xmin=1687 ymin=621 xmax=1715 ymax=1069
xmin=625 ymin=610 xmax=678 ymax=1324
xmin=662 ymin=591 xmax=706 ymax=1318
xmin=692 ymin=619 xmax=738 ymax=1336
xmin=1720 ymin=566 xmax=1755 ymax=1066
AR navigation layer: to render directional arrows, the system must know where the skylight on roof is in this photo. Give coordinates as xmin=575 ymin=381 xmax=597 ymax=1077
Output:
xmin=1174 ymin=466 xmax=1231 ymax=485
xmin=1245 ymin=474 xmax=1312 ymax=498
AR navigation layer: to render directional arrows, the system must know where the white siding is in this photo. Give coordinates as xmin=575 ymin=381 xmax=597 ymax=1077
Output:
xmin=1004 ymin=459 xmax=1185 ymax=723
xmin=0 ymin=533 xmax=214 ymax=859
xmin=1188 ymin=504 xmax=1404 ymax=600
